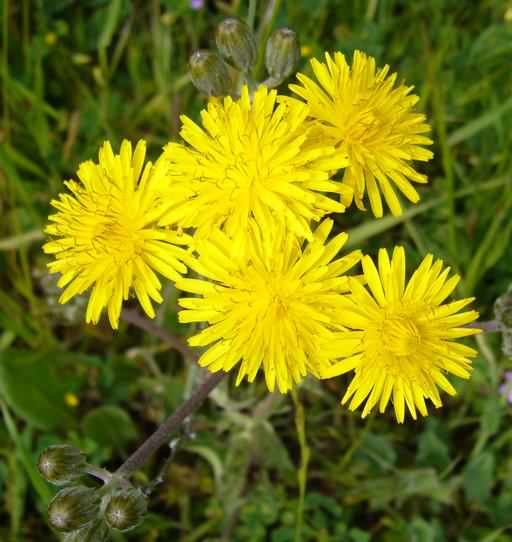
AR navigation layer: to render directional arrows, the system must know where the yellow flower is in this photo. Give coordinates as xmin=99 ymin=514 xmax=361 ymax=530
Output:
xmin=300 ymin=45 xmax=313 ymax=57
xmin=290 ymin=50 xmax=434 ymax=217
xmin=322 ymin=247 xmax=480 ymax=423
xmin=43 ymin=140 xmax=190 ymax=329
xmin=64 ymin=392 xmax=79 ymax=408
xmin=176 ymin=219 xmax=362 ymax=393
xmin=160 ymin=85 xmax=351 ymax=247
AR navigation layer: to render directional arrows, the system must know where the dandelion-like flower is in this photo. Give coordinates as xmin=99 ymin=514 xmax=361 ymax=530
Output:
xmin=321 ymin=247 xmax=480 ymax=422
xmin=290 ymin=50 xmax=434 ymax=217
xmin=43 ymin=140 xmax=190 ymax=329
xmin=176 ymin=219 xmax=361 ymax=393
xmin=160 ymin=85 xmax=352 ymax=246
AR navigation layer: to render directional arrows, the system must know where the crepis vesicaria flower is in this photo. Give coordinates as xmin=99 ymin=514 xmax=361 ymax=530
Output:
xmin=160 ymin=85 xmax=352 ymax=248
xmin=289 ymin=50 xmax=434 ymax=217
xmin=176 ymin=219 xmax=362 ymax=393
xmin=43 ymin=140 xmax=191 ymax=329
xmin=321 ymin=247 xmax=480 ymax=423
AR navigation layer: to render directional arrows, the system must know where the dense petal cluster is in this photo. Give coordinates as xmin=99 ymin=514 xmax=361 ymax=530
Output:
xmin=176 ymin=220 xmax=361 ymax=392
xmin=43 ymin=140 xmax=190 ymax=328
xmin=160 ymin=85 xmax=352 ymax=247
xmin=290 ymin=50 xmax=434 ymax=217
xmin=321 ymin=247 xmax=480 ymax=422
xmin=43 ymin=47 xmax=482 ymax=423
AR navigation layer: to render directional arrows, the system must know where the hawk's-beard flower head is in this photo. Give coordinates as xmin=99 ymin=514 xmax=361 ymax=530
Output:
xmin=176 ymin=219 xmax=362 ymax=393
xmin=160 ymin=85 xmax=352 ymax=247
xmin=322 ymin=247 xmax=480 ymax=422
xmin=290 ymin=50 xmax=434 ymax=217
xmin=43 ymin=140 xmax=190 ymax=329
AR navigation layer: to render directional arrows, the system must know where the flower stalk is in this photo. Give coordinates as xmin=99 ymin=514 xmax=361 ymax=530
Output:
xmin=115 ymin=371 xmax=225 ymax=477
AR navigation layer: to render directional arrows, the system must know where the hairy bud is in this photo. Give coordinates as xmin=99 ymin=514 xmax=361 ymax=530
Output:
xmin=48 ymin=486 xmax=100 ymax=533
xmin=215 ymin=17 xmax=256 ymax=72
xmin=495 ymin=291 xmax=512 ymax=330
xmin=189 ymin=50 xmax=231 ymax=96
xmin=38 ymin=445 xmax=86 ymax=486
xmin=265 ymin=28 xmax=300 ymax=84
xmin=103 ymin=488 xmax=147 ymax=532
xmin=496 ymin=290 xmax=512 ymax=357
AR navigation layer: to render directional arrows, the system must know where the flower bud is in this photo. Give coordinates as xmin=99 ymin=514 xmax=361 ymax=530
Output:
xmin=265 ymin=28 xmax=300 ymax=83
xmin=38 ymin=445 xmax=86 ymax=485
xmin=495 ymin=290 xmax=512 ymax=330
xmin=215 ymin=17 xmax=256 ymax=72
xmin=48 ymin=486 xmax=100 ymax=533
xmin=63 ymin=521 xmax=109 ymax=542
xmin=189 ymin=50 xmax=231 ymax=97
xmin=103 ymin=488 xmax=147 ymax=532
xmin=503 ymin=330 xmax=512 ymax=358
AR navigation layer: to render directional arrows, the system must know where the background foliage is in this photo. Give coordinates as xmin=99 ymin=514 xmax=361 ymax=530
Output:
xmin=1 ymin=0 xmax=512 ymax=540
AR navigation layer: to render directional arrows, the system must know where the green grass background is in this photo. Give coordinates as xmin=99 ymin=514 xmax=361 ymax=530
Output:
xmin=1 ymin=0 xmax=512 ymax=540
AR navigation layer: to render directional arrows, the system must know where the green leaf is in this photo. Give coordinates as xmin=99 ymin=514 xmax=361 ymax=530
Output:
xmin=81 ymin=406 xmax=137 ymax=451
xmin=0 ymin=403 xmax=53 ymax=505
xmin=219 ymin=432 xmax=252 ymax=518
xmin=463 ymin=452 xmax=495 ymax=503
xmin=481 ymin=396 xmax=504 ymax=437
xmin=357 ymin=432 xmax=397 ymax=471
xmin=350 ymin=528 xmax=371 ymax=542
xmin=0 ymin=349 xmax=74 ymax=430
xmin=97 ymin=0 xmax=123 ymax=50
xmin=448 ymin=93 xmax=512 ymax=146
xmin=251 ymin=421 xmax=294 ymax=474
xmin=407 ymin=517 xmax=445 ymax=542
xmin=416 ymin=420 xmax=451 ymax=470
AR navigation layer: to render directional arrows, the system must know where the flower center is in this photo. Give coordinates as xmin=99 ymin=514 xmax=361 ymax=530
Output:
xmin=93 ymin=218 xmax=142 ymax=262
xmin=258 ymin=275 xmax=298 ymax=320
xmin=380 ymin=316 xmax=421 ymax=357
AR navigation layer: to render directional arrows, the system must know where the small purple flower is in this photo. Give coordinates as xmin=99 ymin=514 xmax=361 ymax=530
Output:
xmin=190 ymin=0 xmax=204 ymax=9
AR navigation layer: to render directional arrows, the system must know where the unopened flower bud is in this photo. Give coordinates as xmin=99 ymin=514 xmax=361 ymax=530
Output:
xmin=189 ymin=50 xmax=231 ymax=97
xmin=495 ymin=291 xmax=512 ymax=330
xmin=103 ymin=488 xmax=147 ymax=532
xmin=63 ymin=521 xmax=109 ymax=542
xmin=38 ymin=445 xmax=86 ymax=486
xmin=48 ymin=486 xmax=100 ymax=533
xmin=265 ymin=28 xmax=300 ymax=83
xmin=215 ymin=17 xmax=256 ymax=72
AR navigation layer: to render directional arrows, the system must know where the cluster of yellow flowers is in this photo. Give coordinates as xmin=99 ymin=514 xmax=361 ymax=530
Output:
xmin=44 ymin=51 xmax=480 ymax=423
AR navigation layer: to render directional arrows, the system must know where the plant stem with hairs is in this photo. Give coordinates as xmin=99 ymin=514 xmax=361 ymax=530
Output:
xmin=116 ymin=371 xmax=225 ymax=478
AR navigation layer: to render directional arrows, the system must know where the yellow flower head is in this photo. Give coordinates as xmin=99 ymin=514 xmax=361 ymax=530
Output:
xmin=290 ymin=50 xmax=434 ymax=217
xmin=176 ymin=219 xmax=362 ymax=393
xmin=43 ymin=140 xmax=190 ymax=329
xmin=160 ymin=85 xmax=351 ymax=247
xmin=322 ymin=247 xmax=480 ymax=423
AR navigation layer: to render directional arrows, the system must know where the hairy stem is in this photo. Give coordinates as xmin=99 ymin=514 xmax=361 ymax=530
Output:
xmin=116 ymin=371 xmax=225 ymax=477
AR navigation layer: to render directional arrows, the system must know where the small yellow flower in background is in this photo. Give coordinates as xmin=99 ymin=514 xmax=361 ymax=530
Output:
xmin=300 ymin=45 xmax=312 ymax=57
xmin=160 ymin=85 xmax=352 ymax=247
xmin=290 ymin=50 xmax=434 ymax=217
xmin=321 ymin=247 xmax=480 ymax=423
xmin=45 ymin=32 xmax=58 ymax=46
xmin=43 ymin=140 xmax=191 ymax=329
xmin=64 ymin=392 xmax=79 ymax=408
xmin=176 ymin=219 xmax=362 ymax=393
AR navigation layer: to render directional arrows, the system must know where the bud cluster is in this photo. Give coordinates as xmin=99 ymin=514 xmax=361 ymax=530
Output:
xmin=189 ymin=17 xmax=300 ymax=97
xmin=38 ymin=445 xmax=148 ymax=541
